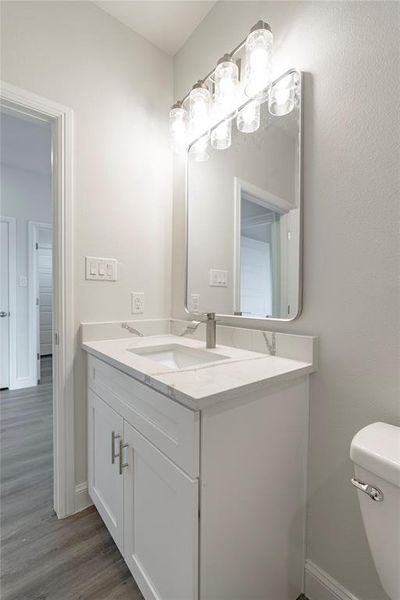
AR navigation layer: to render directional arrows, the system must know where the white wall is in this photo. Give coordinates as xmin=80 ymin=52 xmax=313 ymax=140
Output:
xmin=173 ymin=2 xmax=400 ymax=599
xmin=1 ymin=0 xmax=173 ymax=486
xmin=0 ymin=158 xmax=52 ymax=386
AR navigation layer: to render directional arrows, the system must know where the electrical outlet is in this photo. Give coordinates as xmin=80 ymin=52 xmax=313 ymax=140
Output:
xmin=190 ymin=293 xmax=200 ymax=312
xmin=131 ymin=292 xmax=144 ymax=314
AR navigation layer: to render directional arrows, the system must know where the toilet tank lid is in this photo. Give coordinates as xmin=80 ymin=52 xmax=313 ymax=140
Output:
xmin=350 ymin=422 xmax=400 ymax=487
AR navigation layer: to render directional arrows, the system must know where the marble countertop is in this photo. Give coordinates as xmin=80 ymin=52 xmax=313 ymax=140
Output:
xmin=82 ymin=334 xmax=315 ymax=410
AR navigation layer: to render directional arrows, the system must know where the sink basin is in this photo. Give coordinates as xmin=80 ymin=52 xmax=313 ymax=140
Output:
xmin=127 ymin=344 xmax=229 ymax=369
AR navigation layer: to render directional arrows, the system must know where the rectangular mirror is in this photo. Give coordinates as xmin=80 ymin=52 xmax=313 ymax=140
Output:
xmin=186 ymin=69 xmax=302 ymax=321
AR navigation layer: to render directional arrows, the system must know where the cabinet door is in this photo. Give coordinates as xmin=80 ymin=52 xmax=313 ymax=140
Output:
xmin=123 ymin=422 xmax=198 ymax=600
xmin=88 ymin=389 xmax=124 ymax=552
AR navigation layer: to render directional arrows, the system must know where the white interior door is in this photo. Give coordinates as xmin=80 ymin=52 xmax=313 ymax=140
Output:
xmin=38 ymin=244 xmax=52 ymax=356
xmin=0 ymin=220 xmax=10 ymax=388
xmin=240 ymin=236 xmax=272 ymax=317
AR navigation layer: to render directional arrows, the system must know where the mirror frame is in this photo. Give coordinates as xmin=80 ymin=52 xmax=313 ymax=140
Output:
xmin=184 ymin=68 xmax=303 ymax=323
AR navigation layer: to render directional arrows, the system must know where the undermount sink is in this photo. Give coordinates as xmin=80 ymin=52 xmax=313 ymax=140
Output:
xmin=127 ymin=343 xmax=229 ymax=369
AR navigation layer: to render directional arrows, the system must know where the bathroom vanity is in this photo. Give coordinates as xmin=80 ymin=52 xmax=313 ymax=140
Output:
xmin=83 ymin=56 xmax=309 ymax=600
xmin=83 ymin=327 xmax=316 ymax=600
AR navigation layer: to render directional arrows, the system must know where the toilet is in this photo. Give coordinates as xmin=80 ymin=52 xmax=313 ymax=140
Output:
xmin=350 ymin=422 xmax=400 ymax=600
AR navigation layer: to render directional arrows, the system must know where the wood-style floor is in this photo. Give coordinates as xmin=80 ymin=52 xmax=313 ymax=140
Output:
xmin=0 ymin=358 xmax=143 ymax=600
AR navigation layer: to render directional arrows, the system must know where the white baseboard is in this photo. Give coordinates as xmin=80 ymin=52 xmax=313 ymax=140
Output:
xmin=74 ymin=482 xmax=92 ymax=513
xmin=305 ymin=560 xmax=359 ymax=600
xmin=11 ymin=376 xmax=37 ymax=390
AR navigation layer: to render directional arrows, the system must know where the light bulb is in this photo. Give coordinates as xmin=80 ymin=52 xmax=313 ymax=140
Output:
xmin=214 ymin=55 xmax=239 ymax=118
xmin=244 ymin=21 xmax=273 ymax=100
xmin=268 ymin=71 xmax=299 ymax=116
xmin=189 ymin=81 xmax=211 ymax=140
xmin=237 ymin=100 xmax=260 ymax=133
xmin=169 ymin=102 xmax=187 ymax=154
xmin=190 ymin=134 xmax=209 ymax=162
xmin=211 ymin=119 xmax=232 ymax=150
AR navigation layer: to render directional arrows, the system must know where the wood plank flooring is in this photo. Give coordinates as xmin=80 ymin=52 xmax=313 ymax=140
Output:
xmin=0 ymin=358 xmax=143 ymax=600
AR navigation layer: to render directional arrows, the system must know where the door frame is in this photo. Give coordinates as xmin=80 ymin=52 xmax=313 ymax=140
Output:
xmin=1 ymin=81 xmax=75 ymax=518
xmin=0 ymin=216 xmax=17 ymax=390
xmin=28 ymin=221 xmax=52 ymax=384
xmin=233 ymin=177 xmax=292 ymax=315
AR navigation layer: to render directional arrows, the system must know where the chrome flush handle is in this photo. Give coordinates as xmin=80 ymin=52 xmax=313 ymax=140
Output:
xmin=351 ymin=477 xmax=384 ymax=502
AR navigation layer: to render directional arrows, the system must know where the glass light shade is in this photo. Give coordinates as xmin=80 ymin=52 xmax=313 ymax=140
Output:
xmin=237 ymin=100 xmax=260 ymax=133
xmin=214 ymin=58 xmax=239 ymax=118
xmin=211 ymin=119 xmax=232 ymax=150
xmin=190 ymin=134 xmax=209 ymax=162
xmin=244 ymin=27 xmax=273 ymax=100
xmin=268 ymin=72 xmax=298 ymax=116
xmin=169 ymin=105 xmax=187 ymax=154
xmin=189 ymin=84 xmax=211 ymax=139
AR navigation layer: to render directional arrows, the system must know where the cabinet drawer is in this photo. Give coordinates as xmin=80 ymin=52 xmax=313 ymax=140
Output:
xmin=88 ymin=355 xmax=199 ymax=477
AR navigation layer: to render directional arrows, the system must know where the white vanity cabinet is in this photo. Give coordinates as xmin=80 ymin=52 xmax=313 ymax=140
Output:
xmin=123 ymin=422 xmax=198 ymax=600
xmin=87 ymin=389 xmax=124 ymax=552
xmin=87 ymin=353 xmax=309 ymax=600
xmin=87 ymin=355 xmax=199 ymax=600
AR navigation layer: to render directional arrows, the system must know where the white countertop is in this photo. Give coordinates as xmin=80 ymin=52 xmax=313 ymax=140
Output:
xmin=82 ymin=334 xmax=315 ymax=410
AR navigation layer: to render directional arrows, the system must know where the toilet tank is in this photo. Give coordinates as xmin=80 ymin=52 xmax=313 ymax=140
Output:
xmin=350 ymin=422 xmax=400 ymax=600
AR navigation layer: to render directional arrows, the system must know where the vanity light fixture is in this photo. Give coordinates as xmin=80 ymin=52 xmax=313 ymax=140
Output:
xmin=189 ymin=81 xmax=211 ymax=138
xmin=237 ymin=99 xmax=261 ymax=133
xmin=188 ymin=80 xmax=211 ymax=159
xmin=211 ymin=119 xmax=232 ymax=150
xmin=244 ymin=21 xmax=273 ymax=100
xmin=190 ymin=134 xmax=210 ymax=162
xmin=169 ymin=101 xmax=188 ymax=155
xmin=268 ymin=70 xmax=299 ymax=116
xmin=169 ymin=20 xmax=298 ymax=160
xmin=214 ymin=54 xmax=239 ymax=119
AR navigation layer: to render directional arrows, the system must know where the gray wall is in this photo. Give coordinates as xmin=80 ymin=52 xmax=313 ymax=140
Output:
xmin=172 ymin=2 xmax=400 ymax=599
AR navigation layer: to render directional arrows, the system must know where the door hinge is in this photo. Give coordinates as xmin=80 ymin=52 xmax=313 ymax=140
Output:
xmin=36 ymin=297 xmax=39 ymax=306
xmin=37 ymin=353 xmax=40 ymax=360
xmin=54 ymin=332 xmax=60 ymax=345
xmin=35 ymin=242 xmax=39 ymax=250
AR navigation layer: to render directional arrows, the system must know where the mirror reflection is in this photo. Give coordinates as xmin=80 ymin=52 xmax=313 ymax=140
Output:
xmin=186 ymin=70 xmax=302 ymax=320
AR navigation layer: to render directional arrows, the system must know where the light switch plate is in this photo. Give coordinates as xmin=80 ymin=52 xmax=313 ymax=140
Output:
xmin=190 ymin=293 xmax=200 ymax=312
xmin=131 ymin=292 xmax=145 ymax=314
xmin=209 ymin=269 xmax=228 ymax=287
xmin=85 ymin=257 xmax=117 ymax=281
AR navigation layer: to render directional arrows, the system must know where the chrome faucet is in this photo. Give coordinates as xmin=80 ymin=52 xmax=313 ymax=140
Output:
xmin=179 ymin=312 xmax=218 ymax=349
xmin=204 ymin=313 xmax=217 ymax=349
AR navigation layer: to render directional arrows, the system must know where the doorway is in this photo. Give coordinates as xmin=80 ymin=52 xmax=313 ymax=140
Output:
xmin=1 ymin=82 xmax=74 ymax=517
xmin=1 ymin=107 xmax=53 ymax=390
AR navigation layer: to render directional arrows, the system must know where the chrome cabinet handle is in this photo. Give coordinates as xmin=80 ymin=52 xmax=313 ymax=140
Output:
xmin=111 ymin=431 xmax=120 ymax=464
xmin=119 ymin=439 xmax=129 ymax=475
xmin=0 ymin=311 xmax=8 ymax=318
xmin=351 ymin=478 xmax=384 ymax=502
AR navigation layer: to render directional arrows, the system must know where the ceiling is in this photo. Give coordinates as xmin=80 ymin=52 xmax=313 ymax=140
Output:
xmin=0 ymin=109 xmax=52 ymax=176
xmin=93 ymin=1 xmax=217 ymax=56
